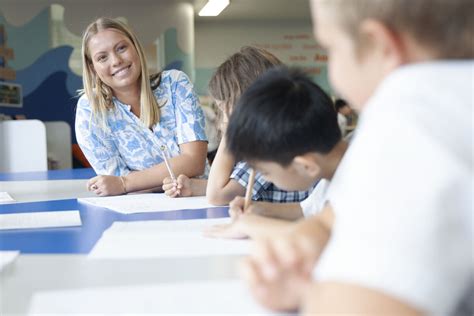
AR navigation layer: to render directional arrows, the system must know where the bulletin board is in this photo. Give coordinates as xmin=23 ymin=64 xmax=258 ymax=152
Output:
xmin=0 ymin=82 xmax=22 ymax=108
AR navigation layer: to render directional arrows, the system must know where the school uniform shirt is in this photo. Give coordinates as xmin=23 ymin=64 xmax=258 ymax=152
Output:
xmin=314 ymin=61 xmax=473 ymax=314
xmin=231 ymin=161 xmax=312 ymax=203
xmin=300 ymin=179 xmax=330 ymax=217
xmin=75 ymin=70 xmax=207 ymax=176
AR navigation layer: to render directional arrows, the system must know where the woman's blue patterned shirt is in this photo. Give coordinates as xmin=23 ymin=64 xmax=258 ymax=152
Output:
xmin=75 ymin=70 xmax=207 ymax=176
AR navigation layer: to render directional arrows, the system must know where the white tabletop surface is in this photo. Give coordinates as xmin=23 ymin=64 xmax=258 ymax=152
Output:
xmin=0 ymin=254 xmax=244 ymax=314
xmin=0 ymin=179 xmax=95 ymax=203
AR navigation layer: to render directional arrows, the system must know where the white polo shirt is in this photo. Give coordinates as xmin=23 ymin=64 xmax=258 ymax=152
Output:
xmin=300 ymin=179 xmax=330 ymax=217
xmin=314 ymin=61 xmax=473 ymax=314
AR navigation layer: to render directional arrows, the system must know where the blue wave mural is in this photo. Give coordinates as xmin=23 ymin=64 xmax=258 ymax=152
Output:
xmin=14 ymin=46 xmax=82 ymax=97
xmin=0 ymin=7 xmax=50 ymax=71
xmin=0 ymin=72 xmax=79 ymax=143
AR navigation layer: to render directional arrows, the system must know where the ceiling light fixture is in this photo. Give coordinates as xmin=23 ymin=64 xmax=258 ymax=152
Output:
xmin=198 ymin=0 xmax=230 ymax=16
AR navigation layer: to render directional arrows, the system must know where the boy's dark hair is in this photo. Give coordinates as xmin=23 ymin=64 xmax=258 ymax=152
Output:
xmin=334 ymin=98 xmax=348 ymax=111
xmin=226 ymin=67 xmax=341 ymax=166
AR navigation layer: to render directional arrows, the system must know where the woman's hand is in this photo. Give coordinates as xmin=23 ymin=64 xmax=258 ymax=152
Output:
xmin=87 ymin=175 xmax=126 ymax=196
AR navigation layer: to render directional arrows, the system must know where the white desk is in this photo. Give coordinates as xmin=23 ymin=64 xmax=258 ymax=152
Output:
xmin=0 ymin=179 xmax=95 ymax=203
xmin=0 ymin=170 xmax=263 ymax=314
xmin=0 ymin=254 xmax=244 ymax=314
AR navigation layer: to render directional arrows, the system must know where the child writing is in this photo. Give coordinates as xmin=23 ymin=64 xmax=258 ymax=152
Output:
xmin=237 ymin=0 xmax=473 ymax=314
xmin=205 ymin=67 xmax=347 ymax=240
xmin=76 ymin=17 xmax=207 ymax=196
xmin=163 ymin=46 xmax=313 ymax=205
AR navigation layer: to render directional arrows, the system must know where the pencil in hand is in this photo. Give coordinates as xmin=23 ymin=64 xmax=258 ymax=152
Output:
xmin=160 ymin=145 xmax=176 ymax=182
xmin=244 ymin=168 xmax=256 ymax=211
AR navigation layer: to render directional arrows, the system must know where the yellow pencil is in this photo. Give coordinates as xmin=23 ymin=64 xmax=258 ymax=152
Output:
xmin=244 ymin=168 xmax=256 ymax=211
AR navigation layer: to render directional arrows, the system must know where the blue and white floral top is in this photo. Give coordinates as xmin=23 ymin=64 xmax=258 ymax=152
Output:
xmin=75 ymin=70 xmax=207 ymax=176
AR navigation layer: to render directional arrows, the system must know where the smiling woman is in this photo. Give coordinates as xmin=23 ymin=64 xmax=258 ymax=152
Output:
xmin=75 ymin=17 xmax=208 ymax=196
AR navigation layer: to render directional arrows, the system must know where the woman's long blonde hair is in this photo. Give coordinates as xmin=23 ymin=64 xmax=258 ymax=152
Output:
xmin=80 ymin=17 xmax=160 ymax=128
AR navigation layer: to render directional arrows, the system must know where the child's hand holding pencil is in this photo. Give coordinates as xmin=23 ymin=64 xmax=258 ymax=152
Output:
xmin=161 ymin=144 xmax=182 ymax=197
xmin=226 ymin=168 xmax=256 ymax=218
xmin=163 ymin=174 xmax=193 ymax=197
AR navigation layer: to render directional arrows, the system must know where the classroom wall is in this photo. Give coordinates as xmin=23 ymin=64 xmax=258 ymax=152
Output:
xmin=0 ymin=1 xmax=194 ymax=144
xmin=194 ymin=20 xmax=330 ymax=96
xmin=0 ymin=1 xmax=331 ymax=166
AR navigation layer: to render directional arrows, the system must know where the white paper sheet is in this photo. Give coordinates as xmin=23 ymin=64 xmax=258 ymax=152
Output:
xmin=0 ymin=210 xmax=82 ymax=230
xmin=0 ymin=251 xmax=19 ymax=272
xmin=89 ymin=218 xmax=251 ymax=258
xmin=28 ymin=280 xmax=281 ymax=314
xmin=104 ymin=217 xmax=230 ymax=234
xmin=90 ymin=232 xmax=251 ymax=258
xmin=0 ymin=180 xmax=94 ymax=203
xmin=0 ymin=191 xmax=16 ymax=204
xmin=78 ymin=193 xmax=217 ymax=214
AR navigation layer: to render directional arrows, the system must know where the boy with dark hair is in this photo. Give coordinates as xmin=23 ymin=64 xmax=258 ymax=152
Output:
xmin=206 ymin=66 xmax=347 ymax=239
xmin=227 ymin=67 xmax=341 ymax=170
xmin=237 ymin=0 xmax=472 ymax=314
xmin=224 ymin=66 xmax=344 ymax=310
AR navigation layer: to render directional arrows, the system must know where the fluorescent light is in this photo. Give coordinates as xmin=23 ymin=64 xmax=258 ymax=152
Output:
xmin=198 ymin=0 xmax=230 ymax=16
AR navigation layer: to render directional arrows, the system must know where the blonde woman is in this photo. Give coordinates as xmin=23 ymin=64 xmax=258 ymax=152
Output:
xmin=75 ymin=17 xmax=207 ymax=196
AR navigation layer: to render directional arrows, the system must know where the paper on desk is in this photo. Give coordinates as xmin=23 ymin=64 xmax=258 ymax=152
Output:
xmin=89 ymin=218 xmax=251 ymax=258
xmin=78 ymin=193 xmax=217 ymax=214
xmin=28 ymin=280 xmax=280 ymax=314
xmin=0 ymin=192 xmax=16 ymax=204
xmin=0 ymin=251 xmax=19 ymax=272
xmin=104 ymin=217 xmax=230 ymax=234
xmin=89 ymin=231 xmax=251 ymax=258
xmin=0 ymin=180 xmax=94 ymax=203
xmin=0 ymin=210 xmax=81 ymax=230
